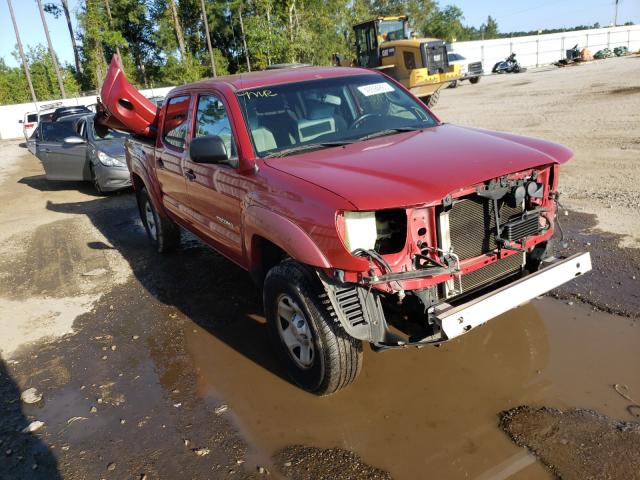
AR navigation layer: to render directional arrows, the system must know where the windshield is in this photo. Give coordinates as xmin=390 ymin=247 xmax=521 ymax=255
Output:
xmin=92 ymin=121 xmax=127 ymax=141
xmin=378 ymin=19 xmax=405 ymax=41
xmin=237 ymin=74 xmax=437 ymax=158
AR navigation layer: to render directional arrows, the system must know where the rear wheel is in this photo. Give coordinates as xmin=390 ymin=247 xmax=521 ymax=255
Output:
xmin=469 ymin=76 xmax=480 ymax=84
xmin=138 ymin=187 xmax=180 ymax=253
xmin=263 ymin=260 xmax=363 ymax=395
xmin=447 ymin=80 xmax=458 ymax=89
xmin=422 ymin=90 xmax=440 ymax=108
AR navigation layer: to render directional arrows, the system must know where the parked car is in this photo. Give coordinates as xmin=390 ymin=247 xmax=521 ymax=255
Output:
xmin=446 ymin=52 xmax=483 ymax=87
xmin=31 ymin=113 xmax=131 ymax=193
xmin=19 ymin=111 xmax=39 ymax=141
xmin=18 ymin=101 xmax=65 ymax=141
xmin=98 ymin=56 xmax=591 ymax=396
xmin=50 ymin=105 xmax=92 ymax=122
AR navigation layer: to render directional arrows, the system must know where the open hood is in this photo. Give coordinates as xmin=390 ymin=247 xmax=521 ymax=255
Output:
xmin=96 ymin=54 xmax=159 ymax=137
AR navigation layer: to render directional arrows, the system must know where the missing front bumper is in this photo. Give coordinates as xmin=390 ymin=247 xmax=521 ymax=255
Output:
xmin=434 ymin=252 xmax=591 ymax=340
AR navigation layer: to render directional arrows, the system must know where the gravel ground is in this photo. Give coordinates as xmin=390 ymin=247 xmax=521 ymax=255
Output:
xmin=500 ymin=406 xmax=640 ymax=480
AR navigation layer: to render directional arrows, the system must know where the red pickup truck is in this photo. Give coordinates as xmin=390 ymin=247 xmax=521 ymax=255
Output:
xmin=99 ymin=56 xmax=590 ymax=395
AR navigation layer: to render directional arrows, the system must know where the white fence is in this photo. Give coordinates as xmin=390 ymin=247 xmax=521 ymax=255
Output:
xmin=0 ymin=86 xmax=174 ymax=140
xmin=449 ymin=24 xmax=640 ymax=72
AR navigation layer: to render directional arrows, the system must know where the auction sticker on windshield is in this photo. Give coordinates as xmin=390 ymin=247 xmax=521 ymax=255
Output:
xmin=357 ymin=83 xmax=395 ymax=97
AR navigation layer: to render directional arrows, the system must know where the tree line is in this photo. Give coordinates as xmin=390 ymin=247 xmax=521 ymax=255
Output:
xmin=1 ymin=0 xmax=631 ymax=105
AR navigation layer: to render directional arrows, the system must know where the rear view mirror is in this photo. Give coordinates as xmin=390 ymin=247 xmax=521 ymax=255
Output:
xmin=63 ymin=136 xmax=85 ymax=145
xmin=18 ymin=120 xmax=24 ymax=124
xmin=190 ymin=135 xmax=228 ymax=164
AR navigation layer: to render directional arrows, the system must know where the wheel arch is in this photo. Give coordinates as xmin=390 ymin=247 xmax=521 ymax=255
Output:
xmin=244 ymin=206 xmax=331 ymax=285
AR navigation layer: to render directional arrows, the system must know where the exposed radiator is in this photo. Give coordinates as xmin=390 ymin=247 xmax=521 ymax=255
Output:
xmin=447 ymin=196 xmax=523 ymax=260
xmin=453 ymin=252 xmax=525 ymax=294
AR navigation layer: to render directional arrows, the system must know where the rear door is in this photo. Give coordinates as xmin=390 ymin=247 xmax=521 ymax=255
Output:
xmin=38 ymin=120 xmax=88 ymax=180
xmin=182 ymin=92 xmax=246 ymax=262
xmin=156 ymin=95 xmax=192 ymax=215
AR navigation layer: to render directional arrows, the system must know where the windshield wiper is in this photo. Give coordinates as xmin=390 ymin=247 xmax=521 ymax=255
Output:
xmin=264 ymin=140 xmax=354 ymax=158
xmin=356 ymin=126 xmax=423 ymax=142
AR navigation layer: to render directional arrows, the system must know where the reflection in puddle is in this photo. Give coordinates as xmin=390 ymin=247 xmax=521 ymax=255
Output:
xmin=182 ymin=298 xmax=640 ymax=479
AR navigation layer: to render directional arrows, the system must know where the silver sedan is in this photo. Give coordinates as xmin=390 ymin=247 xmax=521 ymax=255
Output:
xmin=33 ymin=113 xmax=131 ymax=193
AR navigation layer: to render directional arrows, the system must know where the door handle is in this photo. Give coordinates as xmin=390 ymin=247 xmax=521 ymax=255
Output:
xmin=184 ymin=169 xmax=196 ymax=181
xmin=157 ymin=158 xmax=164 ymax=168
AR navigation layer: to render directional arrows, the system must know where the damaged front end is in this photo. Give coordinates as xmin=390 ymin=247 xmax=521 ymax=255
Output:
xmin=322 ymin=165 xmax=591 ymax=350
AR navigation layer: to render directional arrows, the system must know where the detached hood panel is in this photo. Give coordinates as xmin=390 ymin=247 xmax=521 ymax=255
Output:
xmin=266 ymin=124 xmax=572 ymax=210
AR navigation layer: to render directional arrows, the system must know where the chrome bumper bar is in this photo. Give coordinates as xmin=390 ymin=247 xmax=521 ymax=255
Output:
xmin=434 ymin=252 xmax=591 ymax=340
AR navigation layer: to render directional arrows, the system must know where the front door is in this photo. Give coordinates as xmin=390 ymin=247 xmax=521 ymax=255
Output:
xmin=156 ymin=95 xmax=192 ymax=216
xmin=182 ymin=93 xmax=247 ymax=263
xmin=38 ymin=120 xmax=88 ymax=180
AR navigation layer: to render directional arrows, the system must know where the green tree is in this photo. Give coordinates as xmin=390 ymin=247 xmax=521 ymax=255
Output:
xmin=481 ymin=15 xmax=499 ymax=39
xmin=421 ymin=4 xmax=465 ymax=42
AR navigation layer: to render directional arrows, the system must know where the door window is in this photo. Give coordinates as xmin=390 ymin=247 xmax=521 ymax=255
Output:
xmin=162 ymin=95 xmax=191 ymax=150
xmin=194 ymin=95 xmax=237 ymax=167
xmin=76 ymin=119 xmax=86 ymax=138
xmin=41 ymin=121 xmax=77 ymax=142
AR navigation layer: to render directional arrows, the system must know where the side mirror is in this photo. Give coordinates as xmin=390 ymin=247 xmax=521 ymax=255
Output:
xmin=63 ymin=136 xmax=86 ymax=145
xmin=189 ymin=135 xmax=228 ymax=164
xmin=18 ymin=120 xmax=24 ymax=124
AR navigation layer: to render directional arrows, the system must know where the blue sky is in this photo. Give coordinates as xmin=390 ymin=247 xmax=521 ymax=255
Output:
xmin=1 ymin=0 xmax=639 ymax=68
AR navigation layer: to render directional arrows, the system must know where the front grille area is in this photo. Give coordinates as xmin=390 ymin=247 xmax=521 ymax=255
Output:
xmin=468 ymin=61 xmax=483 ymax=75
xmin=454 ymin=252 xmax=524 ymax=294
xmin=448 ymin=196 xmax=524 ymax=260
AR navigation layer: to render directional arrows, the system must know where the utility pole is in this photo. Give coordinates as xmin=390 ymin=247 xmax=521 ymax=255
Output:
xmin=238 ymin=1 xmax=251 ymax=71
xmin=61 ymin=0 xmax=83 ymax=75
xmin=36 ymin=0 xmax=66 ymax=98
xmin=200 ymin=0 xmax=217 ymax=77
xmin=104 ymin=0 xmax=122 ymax=60
xmin=614 ymin=0 xmax=620 ymax=26
xmin=7 ymin=0 xmax=37 ymax=103
xmin=169 ymin=0 xmax=187 ymax=60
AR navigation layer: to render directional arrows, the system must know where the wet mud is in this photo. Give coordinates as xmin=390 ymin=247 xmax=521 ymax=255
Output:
xmin=1 ymin=151 xmax=639 ymax=479
xmin=500 ymin=406 xmax=640 ymax=480
xmin=553 ymin=209 xmax=640 ymax=318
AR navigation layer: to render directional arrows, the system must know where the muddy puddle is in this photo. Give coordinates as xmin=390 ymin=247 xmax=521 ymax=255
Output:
xmin=182 ymin=298 xmax=640 ymax=479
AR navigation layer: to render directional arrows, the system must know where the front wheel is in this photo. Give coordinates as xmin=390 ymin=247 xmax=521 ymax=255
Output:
xmin=138 ymin=187 xmax=180 ymax=253
xmin=469 ymin=76 xmax=481 ymax=84
xmin=263 ymin=260 xmax=363 ymax=396
xmin=422 ymin=90 xmax=440 ymax=108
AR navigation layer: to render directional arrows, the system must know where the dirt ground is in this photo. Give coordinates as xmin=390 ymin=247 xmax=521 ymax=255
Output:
xmin=1 ymin=56 xmax=639 ymax=480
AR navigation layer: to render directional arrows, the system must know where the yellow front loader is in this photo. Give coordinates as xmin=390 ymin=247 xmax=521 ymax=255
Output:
xmin=336 ymin=16 xmax=460 ymax=108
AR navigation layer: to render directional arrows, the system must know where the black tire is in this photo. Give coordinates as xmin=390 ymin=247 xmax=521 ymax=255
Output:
xmin=469 ymin=76 xmax=480 ymax=84
xmin=138 ymin=187 xmax=180 ymax=253
xmin=422 ymin=90 xmax=440 ymax=108
xmin=263 ymin=260 xmax=363 ymax=396
xmin=447 ymin=80 xmax=458 ymax=89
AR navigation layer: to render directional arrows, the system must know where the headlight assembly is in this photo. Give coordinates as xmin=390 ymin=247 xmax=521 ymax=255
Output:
xmin=341 ymin=211 xmax=378 ymax=252
xmin=97 ymin=151 xmax=125 ymax=167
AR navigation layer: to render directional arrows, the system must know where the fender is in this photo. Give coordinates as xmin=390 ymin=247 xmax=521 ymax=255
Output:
xmin=127 ymin=141 xmax=168 ymax=217
xmin=244 ymin=205 xmax=331 ymax=269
